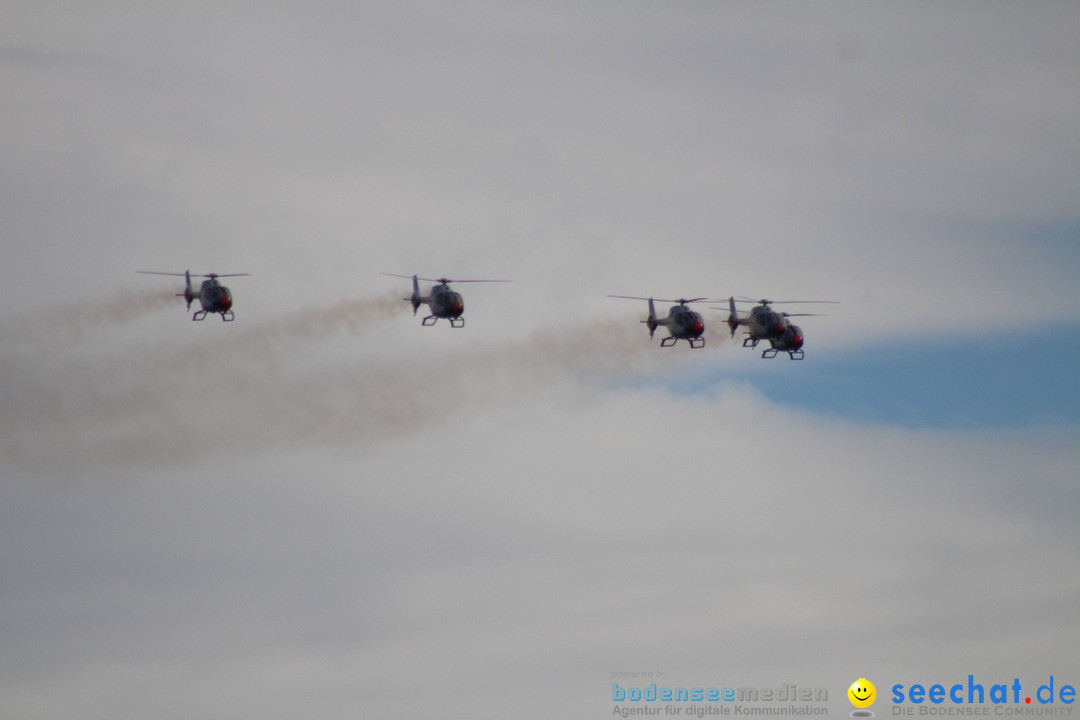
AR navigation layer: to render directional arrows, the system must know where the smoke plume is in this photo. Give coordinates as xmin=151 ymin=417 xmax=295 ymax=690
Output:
xmin=1 ymin=291 xmax=731 ymax=477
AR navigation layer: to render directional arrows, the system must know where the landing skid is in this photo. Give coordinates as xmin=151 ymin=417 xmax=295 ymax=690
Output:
xmin=660 ymin=337 xmax=705 ymax=348
xmin=761 ymin=349 xmax=803 ymax=360
xmin=742 ymin=337 xmax=761 ymax=348
xmin=192 ymin=311 xmax=234 ymax=321
xmin=421 ymin=315 xmax=465 ymax=328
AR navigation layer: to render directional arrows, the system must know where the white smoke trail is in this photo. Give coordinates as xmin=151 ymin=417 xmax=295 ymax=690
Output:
xmin=0 ymin=292 xmax=732 ymax=476
xmin=0 ymin=289 xmax=178 ymax=355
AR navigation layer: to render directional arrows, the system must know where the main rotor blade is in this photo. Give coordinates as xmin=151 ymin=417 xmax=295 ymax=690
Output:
xmin=433 ymin=279 xmax=512 ymax=283
xmin=137 ymin=271 xmax=251 ymax=277
xmin=735 ymin=296 xmax=839 ymax=304
xmin=381 ymin=272 xmax=510 ymax=283
xmin=607 ymin=295 xmax=714 ymax=304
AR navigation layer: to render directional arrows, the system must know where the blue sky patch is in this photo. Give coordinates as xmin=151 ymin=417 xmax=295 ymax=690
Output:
xmin=667 ymin=326 xmax=1080 ymax=429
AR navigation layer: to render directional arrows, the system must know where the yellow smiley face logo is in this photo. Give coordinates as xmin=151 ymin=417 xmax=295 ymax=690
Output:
xmin=848 ymin=678 xmax=876 ymax=708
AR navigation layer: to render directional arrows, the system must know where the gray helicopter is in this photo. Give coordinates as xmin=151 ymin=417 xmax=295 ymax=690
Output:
xmin=721 ymin=297 xmax=835 ymax=360
xmin=381 ymin=273 xmax=510 ymax=327
xmin=609 ymin=295 xmax=712 ymax=348
xmin=138 ymin=270 xmax=251 ymax=321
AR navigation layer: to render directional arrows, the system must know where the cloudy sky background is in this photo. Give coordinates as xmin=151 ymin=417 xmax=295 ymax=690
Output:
xmin=1 ymin=2 xmax=1078 ymax=718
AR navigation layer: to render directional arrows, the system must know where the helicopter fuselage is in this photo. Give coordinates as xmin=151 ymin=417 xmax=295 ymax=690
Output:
xmin=762 ymin=323 xmax=804 ymax=359
xmin=610 ymin=295 xmax=709 ymax=348
xmin=725 ymin=296 xmax=832 ymax=358
xmin=664 ymin=305 xmax=705 ymax=340
xmin=746 ymin=305 xmax=788 ymax=341
xmin=426 ymin=284 xmax=464 ymax=320
xmin=137 ymin=270 xmax=248 ymax=322
xmin=651 ymin=302 xmax=706 ymax=348
xmin=197 ymin=279 xmax=233 ymax=315
xmin=386 ymin=273 xmax=508 ymax=328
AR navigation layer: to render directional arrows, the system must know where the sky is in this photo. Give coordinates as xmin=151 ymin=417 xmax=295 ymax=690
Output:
xmin=1 ymin=2 xmax=1078 ymax=718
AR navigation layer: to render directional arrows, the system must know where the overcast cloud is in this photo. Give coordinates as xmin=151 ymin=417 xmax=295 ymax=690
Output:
xmin=1 ymin=2 xmax=1077 ymax=718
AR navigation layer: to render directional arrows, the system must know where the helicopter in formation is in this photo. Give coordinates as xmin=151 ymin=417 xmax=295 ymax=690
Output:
xmin=721 ymin=297 xmax=836 ymax=360
xmin=381 ymin=273 xmax=510 ymax=327
xmin=608 ymin=295 xmax=712 ymax=348
xmin=137 ymin=270 xmax=251 ymax=321
xmin=133 ymin=269 xmax=836 ymax=359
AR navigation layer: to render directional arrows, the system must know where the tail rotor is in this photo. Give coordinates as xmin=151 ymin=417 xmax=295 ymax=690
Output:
xmin=645 ymin=298 xmax=658 ymax=339
xmin=158 ymin=269 xmax=193 ymax=309
xmin=182 ymin=270 xmax=193 ymax=310
xmin=409 ymin=274 xmax=421 ymax=316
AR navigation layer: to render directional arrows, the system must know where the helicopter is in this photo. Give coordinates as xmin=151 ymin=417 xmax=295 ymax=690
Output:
xmin=720 ymin=297 xmax=835 ymax=360
xmin=608 ymin=295 xmax=712 ymax=348
xmin=137 ymin=270 xmax=251 ymax=321
xmin=380 ymin=273 xmax=510 ymax=327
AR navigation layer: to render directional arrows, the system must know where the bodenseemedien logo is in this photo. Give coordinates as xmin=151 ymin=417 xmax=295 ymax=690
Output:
xmin=609 ymin=675 xmax=830 ymax=716
xmin=848 ymin=677 xmax=876 ymax=717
